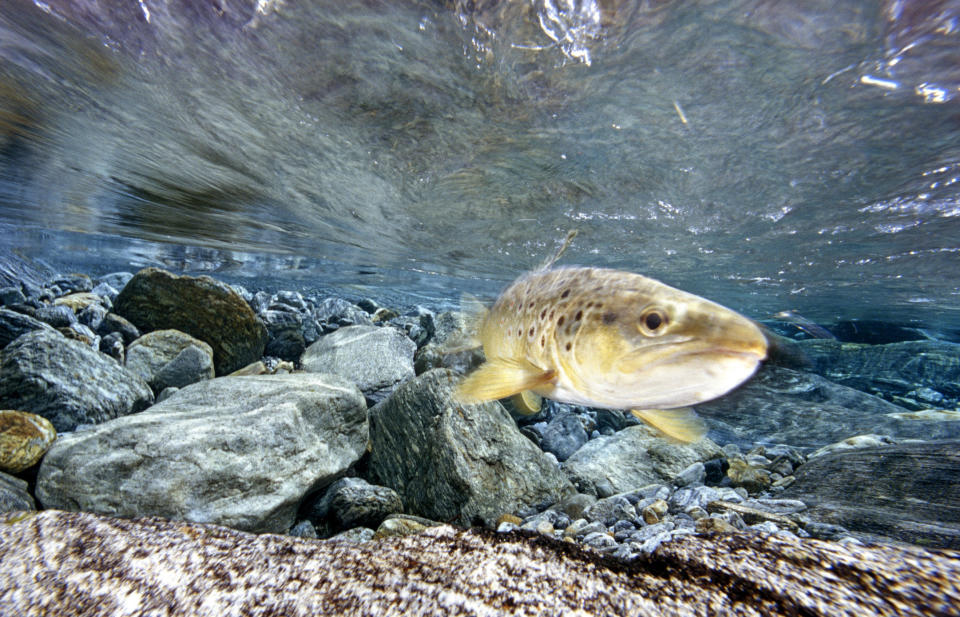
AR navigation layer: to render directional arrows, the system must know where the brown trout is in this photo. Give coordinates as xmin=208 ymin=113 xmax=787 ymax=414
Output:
xmin=454 ymin=266 xmax=768 ymax=442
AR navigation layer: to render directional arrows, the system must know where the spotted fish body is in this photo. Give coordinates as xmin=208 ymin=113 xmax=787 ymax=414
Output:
xmin=455 ymin=266 xmax=768 ymax=442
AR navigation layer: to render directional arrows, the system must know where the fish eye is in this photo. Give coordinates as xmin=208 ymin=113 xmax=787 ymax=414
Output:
xmin=639 ymin=308 xmax=668 ymax=336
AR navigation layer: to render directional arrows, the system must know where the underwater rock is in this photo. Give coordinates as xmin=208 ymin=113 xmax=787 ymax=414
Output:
xmin=372 ymin=513 xmax=444 ymax=539
xmin=6 ymin=510 xmax=956 ymax=617
xmin=0 ymin=329 xmax=153 ymax=432
xmin=562 ymin=425 xmax=723 ymax=498
xmin=534 ymin=411 xmax=589 ymax=461
xmin=33 ymin=304 xmax=76 ymax=328
xmin=48 ymin=273 xmax=93 ymax=294
xmin=0 ymin=471 xmax=34 ymax=513
xmin=261 ymin=307 xmax=305 ymax=361
xmin=808 ymin=434 xmax=898 ymax=459
xmin=368 ymin=369 xmax=573 ymax=527
xmin=0 ymin=307 xmax=55 ymax=349
xmin=113 ymin=267 xmax=268 ymax=375
xmin=784 ymin=440 xmax=960 ymax=548
xmin=0 ymin=410 xmax=56 ymax=473
xmin=0 ymin=286 xmax=26 ymax=306
xmin=306 ymin=477 xmax=403 ymax=533
xmin=796 ymin=339 xmax=960 ymax=402
xmin=413 ymin=310 xmax=484 ymax=375
xmin=698 ymin=365 xmax=960 ymax=448
xmin=125 ymin=329 xmax=215 ymax=394
xmin=95 ymin=312 xmax=140 ymax=345
xmin=311 ymin=297 xmax=373 ymax=332
xmin=35 ymin=374 xmax=367 ymax=533
xmin=53 ymin=292 xmax=105 ymax=313
xmin=302 ymin=325 xmax=416 ymax=404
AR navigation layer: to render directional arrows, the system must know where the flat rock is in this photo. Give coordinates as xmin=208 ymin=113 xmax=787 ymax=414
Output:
xmin=0 ymin=329 xmax=153 ymax=432
xmin=302 ymin=325 xmax=416 ymax=404
xmin=36 ymin=373 xmax=368 ymax=533
xmin=0 ymin=471 xmax=34 ymax=512
xmin=2 ymin=510 xmax=959 ymax=617
xmin=783 ymin=440 xmax=960 ymax=549
xmin=562 ymin=425 xmax=722 ymax=497
xmin=113 ymin=268 xmax=267 ymax=375
xmin=697 ymin=365 xmax=959 ymax=448
xmin=0 ymin=307 xmax=55 ymax=349
xmin=368 ymin=369 xmax=574 ymax=527
xmin=125 ymin=329 xmax=215 ymax=394
xmin=0 ymin=410 xmax=56 ymax=473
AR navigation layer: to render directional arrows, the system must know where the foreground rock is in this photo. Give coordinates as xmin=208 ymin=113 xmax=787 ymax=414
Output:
xmin=301 ymin=325 xmax=416 ymax=404
xmin=2 ymin=510 xmax=959 ymax=617
xmin=0 ymin=410 xmax=56 ymax=472
xmin=113 ymin=268 xmax=268 ymax=375
xmin=369 ymin=369 xmax=573 ymax=526
xmin=698 ymin=365 xmax=959 ymax=448
xmin=562 ymin=425 xmax=723 ymax=497
xmin=783 ymin=440 xmax=960 ymax=549
xmin=36 ymin=374 xmax=367 ymax=533
xmin=0 ymin=329 xmax=153 ymax=432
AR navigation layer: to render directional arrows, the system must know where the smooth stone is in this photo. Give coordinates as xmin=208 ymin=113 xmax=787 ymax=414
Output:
xmin=125 ymin=329 xmax=215 ymax=394
xmin=0 ymin=307 xmax=55 ymax=349
xmin=372 ymin=514 xmax=442 ymax=539
xmin=307 ymin=477 xmax=403 ymax=532
xmin=368 ymin=369 xmax=574 ymax=527
xmin=113 ymin=268 xmax=268 ymax=375
xmin=562 ymin=424 xmax=722 ymax=497
xmin=0 ymin=410 xmax=56 ymax=473
xmin=34 ymin=304 xmax=76 ymax=328
xmin=0 ymin=329 xmax=153 ymax=432
xmin=0 ymin=471 xmax=34 ymax=512
xmin=783 ymin=440 xmax=960 ymax=548
xmin=538 ymin=411 xmax=588 ymax=462
xmin=699 ymin=365 xmax=959 ymax=448
xmin=673 ymin=461 xmax=706 ymax=487
xmin=4 ymin=510 xmax=959 ymax=616
xmin=35 ymin=374 xmax=367 ymax=533
xmin=302 ymin=325 xmax=416 ymax=404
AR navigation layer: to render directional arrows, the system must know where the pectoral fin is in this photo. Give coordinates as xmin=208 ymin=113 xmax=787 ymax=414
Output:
xmin=630 ymin=408 xmax=706 ymax=443
xmin=455 ymin=358 xmax=555 ymax=404
xmin=509 ymin=390 xmax=543 ymax=415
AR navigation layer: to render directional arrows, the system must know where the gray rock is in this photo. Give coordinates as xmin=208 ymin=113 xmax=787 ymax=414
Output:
xmin=808 ymin=434 xmax=898 ymax=459
xmin=0 ymin=471 xmax=35 ymax=513
xmin=113 ymin=268 xmax=268 ymax=375
xmin=302 ymin=325 xmax=416 ymax=404
xmin=99 ymin=331 xmax=125 ymax=362
xmin=262 ymin=308 xmax=305 ymax=361
xmin=96 ymin=312 xmax=140 ymax=345
xmin=562 ymin=425 xmax=723 ymax=497
xmin=538 ymin=411 xmax=588 ymax=461
xmin=0 ymin=329 xmax=153 ymax=432
xmin=581 ymin=531 xmax=618 ymax=552
xmin=91 ymin=282 xmax=120 ymax=303
xmin=125 ymin=329 xmax=215 ymax=393
xmin=368 ymin=369 xmax=573 ymax=527
xmin=96 ymin=272 xmax=134 ymax=291
xmin=312 ymin=297 xmax=373 ymax=331
xmin=49 ymin=274 xmax=92 ymax=294
xmin=0 ymin=287 xmax=26 ymax=306
xmin=0 ymin=307 xmax=55 ymax=349
xmin=673 ymin=462 xmax=706 ymax=487
xmin=36 ymin=373 xmax=367 ymax=533
xmin=307 ymin=477 xmax=403 ymax=531
xmin=413 ymin=310 xmax=484 ymax=375
xmin=78 ymin=303 xmax=108 ymax=331
xmin=34 ymin=304 xmax=76 ymax=328
xmin=699 ymin=365 xmax=959 ymax=448
xmin=288 ymin=519 xmax=318 ymax=539
xmin=330 ymin=527 xmax=376 ymax=543
xmin=783 ymin=440 xmax=960 ymax=548
xmin=670 ymin=486 xmax=721 ymax=512
xmin=583 ymin=495 xmax=636 ymax=526
xmin=3 ymin=510 xmax=958 ymax=617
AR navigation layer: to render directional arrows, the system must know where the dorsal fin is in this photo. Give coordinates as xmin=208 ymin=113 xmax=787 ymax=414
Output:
xmin=538 ymin=229 xmax=578 ymax=271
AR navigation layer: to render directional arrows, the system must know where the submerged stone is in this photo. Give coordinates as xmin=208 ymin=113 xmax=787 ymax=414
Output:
xmin=0 ymin=410 xmax=56 ymax=473
xmin=125 ymin=329 xmax=215 ymax=394
xmin=0 ymin=471 xmax=34 ymax=513
xmin=113 ymin=268 xmax=268 ymax=375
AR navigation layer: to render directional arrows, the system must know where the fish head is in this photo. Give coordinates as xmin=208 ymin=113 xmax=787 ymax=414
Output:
xmin=566 ymin=280 xmax=768 ymax=409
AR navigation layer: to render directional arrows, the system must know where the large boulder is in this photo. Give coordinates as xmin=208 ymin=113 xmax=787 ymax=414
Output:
xmin=0 ymin=329 xmax=153 ymax=432
xmin=302 ymin=325 xmax=416 ymax=404
xmin=562 ymin=425 xmax=723 ymax=497
xmin=1 ymin=510 xmax=958 ymax=617
xmin=36 ymin=373 xmax=368 ymax=533
xmin=369 ymin=369 xmax=573 ymax=526
xmin=113 ymin=268 xmax=267 ymax=375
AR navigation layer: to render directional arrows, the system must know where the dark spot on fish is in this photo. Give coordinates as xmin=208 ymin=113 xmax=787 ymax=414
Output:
xmin=528 ymin=301 xmax=534 ymax=309
xmin=540 ymin=309 xmax=547 ymax=320
xmin=595 ymin=302 xmax=603 ymax=309
xmin=557 ymin=316 xmax=565 ymax=327
xmin=549 ymin=310 xmax=555 ymax=320
xmin=517 ymin=328 xmax=522 ymax=337
xmin=603 ymin=312 xmax=617 ymax=325
xmin=528 ymin=327 xmax=535 ymax=337
xmin=565 ymin=342 xmax=572 ymax=351
xmin=575 ymin=310 xmax=583 ymax=321
xmin=540 ymin=336 xmax=545 ymax=347
xmin=561 ymin=289 xmax=570 ymax=299
xmin=585 ymin=302 xmax=593 ymax=308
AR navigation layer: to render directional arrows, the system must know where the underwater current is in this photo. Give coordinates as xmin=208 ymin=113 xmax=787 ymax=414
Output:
xmin=1 ymin=0 xmax=959 ymax=328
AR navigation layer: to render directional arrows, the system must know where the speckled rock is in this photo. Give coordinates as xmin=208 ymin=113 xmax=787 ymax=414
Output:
xmin=302 ymin=325 xmax=416 ymax=404
xmin=113 ymin=268 xmax=267 ymax=375
xmin=306 ymin=477 xmax=403 ymax=532
xmin=0 ymin=471 xmax=34 ymax=512
xmin=562 ymin=425 xmax=723 ymax=497
xmin=368 ymin=369 xmax=574 ymax=527
xmin=125 ymin=329 xmax=215 ymax=394
xmin=0 ymin=307 xmax=55 ymax=349
xmin=0 ymin=410 xmax=56 ymax=473
xmin=36 ymin=374 xmax=367 ymax=533
xmin=0 ymin=329 xmax=153 ymax=432
xmin=2 ymin=510 xmax=959 ymax=617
